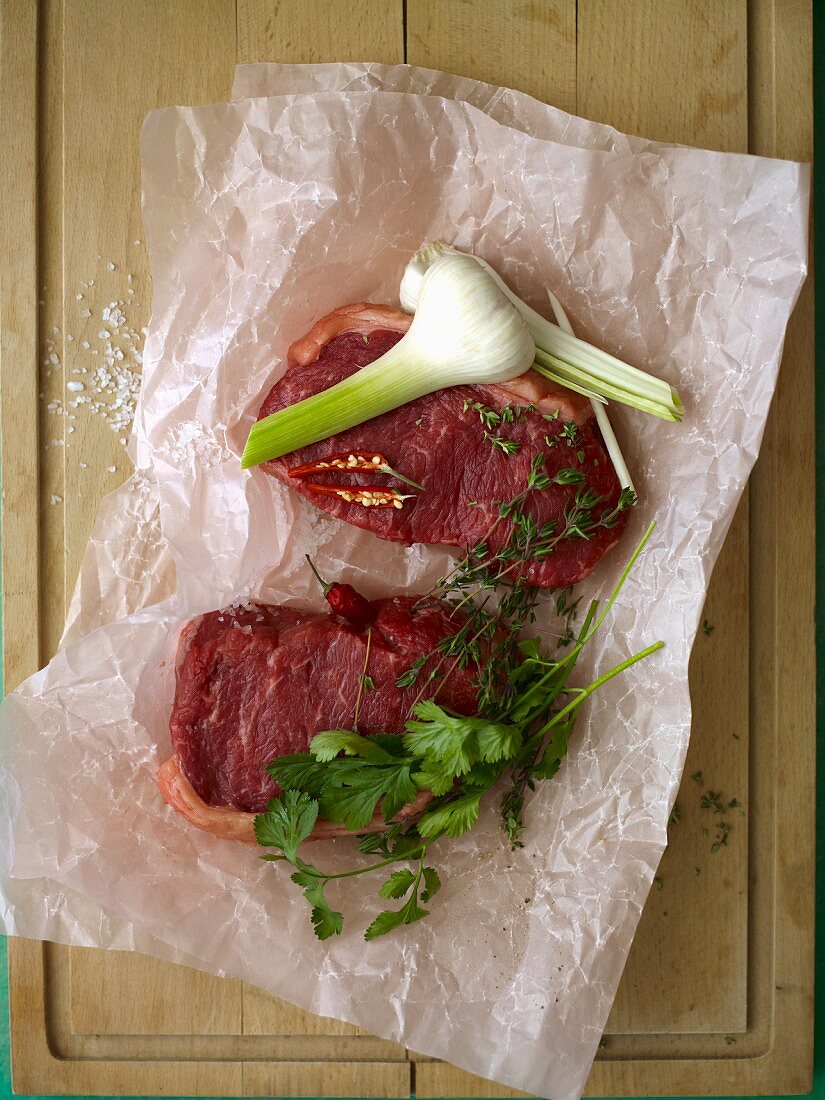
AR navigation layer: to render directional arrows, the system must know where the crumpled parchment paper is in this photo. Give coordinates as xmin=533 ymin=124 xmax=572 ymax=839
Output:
xmin=0 ymin=64 xmax=809 ymax=1100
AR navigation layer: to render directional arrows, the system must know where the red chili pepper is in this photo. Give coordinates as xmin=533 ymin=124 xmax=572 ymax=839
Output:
xmin=304 ymin=483 xmax=414 ymax=510
xmin=324 ymin=582 xmax=376 ymax=627
xmin=288 ymin=451 xmax=424 ymax=491
xmin=288 ymin=450 xmax=386 ymax=477
xmin=305 ymin=555 xmax=376 ymax=627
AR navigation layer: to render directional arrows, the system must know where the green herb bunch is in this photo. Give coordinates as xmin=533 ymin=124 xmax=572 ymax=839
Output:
xmin=254 ymin=507 xmax=661 ymax=941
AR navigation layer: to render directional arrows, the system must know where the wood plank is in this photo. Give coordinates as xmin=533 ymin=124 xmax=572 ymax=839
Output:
xmin=243 ymin=985 xmax=363 ymax=1036
xmin=9 ymin=1 xmax=243 ymax=1093
xmin=237 ymin=0 xmax=404 ymax=66
xmin=0 ymin=0 xmax=40 ymax=694
xmin=233 ymin=0 xmax=406 ymax=1067
xmin=242 ymin=1061 xmax=411 ymax=1098
xmin=414 ymin=0 xmax=812 ymax=1093
xmin=37 ymin=0 xmax=68 ymax=660
xmin=9 ymin=938 xmax=245 ymax=1097
xmin=406 ymin=1 xmax=577 ymax=114
xmin=69 ymin=948 xmax=243 ymax=1036
xmin=586 ymin=0 xmax=813 ymax=1093
xmin=582 ymin=0 xmax=752 ymax=1036
xmin=744 ymin=1 xmax=815 ymax=1091
xmin=577 ymin=0 xmax=748 ymax=152
xmin=60 ymin=0 xmax=236 ymax=594
xmin=242 ymin=984 xmax=408 ymax=1061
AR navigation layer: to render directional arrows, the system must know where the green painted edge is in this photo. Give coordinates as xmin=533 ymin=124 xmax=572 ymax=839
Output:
xmin=1 ymin=11 xmax=821 ymax=1098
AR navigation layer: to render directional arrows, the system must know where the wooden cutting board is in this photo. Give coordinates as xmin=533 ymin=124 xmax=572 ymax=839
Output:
xmin=0 ymin=0 xmax=814 ymax=1095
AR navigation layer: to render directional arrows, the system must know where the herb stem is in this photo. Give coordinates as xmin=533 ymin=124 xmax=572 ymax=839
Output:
xmin=539 ymin=640 xmax=664 ymax=734
xmin=353 ymin=628 xmax=373 ymax=731
xmin=305 ymin=554 xmax=331 ymax=595
xmin=552 ymin=521 xmax=655 ymax=675
xmin=406 ymin=599 xmax=494 ymax=717
xmin=299 ymin=846 xmax=428 ymax=883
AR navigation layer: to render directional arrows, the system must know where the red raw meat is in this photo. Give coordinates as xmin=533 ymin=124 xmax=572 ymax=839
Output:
xmin=159 ymin=596 xmax=478 ymax=842
xmin=259 ymin=304 xmax=628 ymax=588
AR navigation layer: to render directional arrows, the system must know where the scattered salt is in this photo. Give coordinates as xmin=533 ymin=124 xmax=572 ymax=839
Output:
xmin=44 ymin=273 xmax=146 ymax=448
xmin=49 ymin=495 xmax=62 ymax=506
xmin=75 ymin=293 xmax=83 ymax=301
xmin=106 ymin=465 xmax=116 ymax=473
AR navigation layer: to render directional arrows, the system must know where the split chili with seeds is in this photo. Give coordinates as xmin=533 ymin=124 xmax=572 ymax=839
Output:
xmin=287 ymin=451 xmax=385 ymax=477
xmin=303 ymin=483 xmax=414 ymax=509
xmin=287 ymin=449 xmax=424 ymax=495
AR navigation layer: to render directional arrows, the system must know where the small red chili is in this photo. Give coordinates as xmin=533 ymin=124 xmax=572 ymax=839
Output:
xmin=288 ymin=451 xmax=386 ymax=477
xmin=306 ymin=555 xmax=376 ymax=627
xmin=288 ymin=450 xmax=424 ymax=492
xmin=324 ymin=583 xmax=376 ymax=627
xmin=304 ymin=483 xmax=414 ymax=509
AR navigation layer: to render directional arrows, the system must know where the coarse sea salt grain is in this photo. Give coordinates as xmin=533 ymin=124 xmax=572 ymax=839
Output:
xmin=106 ymin=466 xmax=116 ymax=473
xmin=43 ymin=283 xmax=145 ymax=447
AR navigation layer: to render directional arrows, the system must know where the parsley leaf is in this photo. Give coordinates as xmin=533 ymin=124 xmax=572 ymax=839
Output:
xmin=364 ymin=890 xmax=429 ymax=941
xmin=291 ymin=870 xmax=344 ymax=939
xmin=378 ymin=869 xmax=417 ymax=899
xmin=267 ymin=754 xmax=333 ymax=797
xmin=319 ymin=761 xmax=417 ymax=830
xmin=254 ymin=790 xmax=319 ymax=862
xmin=310 ymin=729 xmax=397 ymax=764
xmin=403 ymin=701 xmax=479 ymax=776
xmin=421 ymin=867 xmax=442 ymax=902
xmin=404 ymin=700 xmax=522 ymax=777
xmin=417 ymin=792 xmax=483 ymax=839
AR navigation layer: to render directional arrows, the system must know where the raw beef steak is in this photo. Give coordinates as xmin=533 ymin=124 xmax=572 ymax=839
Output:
xmin=162 ymin=595 xmax=478 ymax=827
xmin=259 ymin=304 xmax=629 ymax=588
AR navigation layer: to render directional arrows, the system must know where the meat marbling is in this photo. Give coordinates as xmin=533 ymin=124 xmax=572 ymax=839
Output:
xmin=159 ymin=596 xmax=477 ymax=842
xmin=259 ymin=303 xmax=629 ymax=587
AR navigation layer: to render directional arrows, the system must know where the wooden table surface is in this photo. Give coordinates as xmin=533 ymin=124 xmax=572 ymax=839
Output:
xmin=0 ymin=1 xmax=814 ymax=1097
